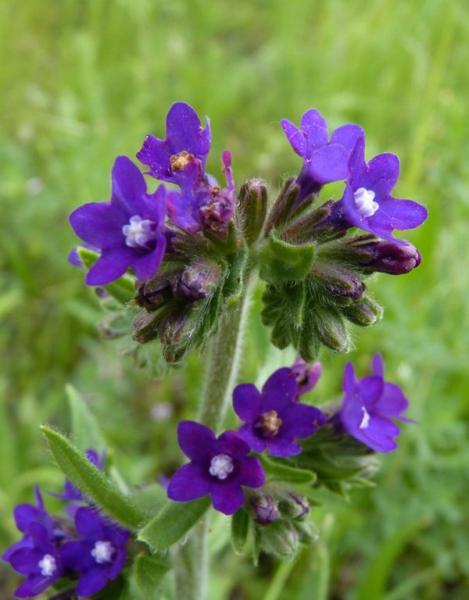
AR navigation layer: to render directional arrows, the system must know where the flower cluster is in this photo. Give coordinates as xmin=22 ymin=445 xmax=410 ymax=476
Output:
xmin=260 ymin=108 xmax=427 ymax=360
xmin=168 ymin=354 xmax=409 ymax=516
xmin=3 ymin=451 xmax=129 ymax=598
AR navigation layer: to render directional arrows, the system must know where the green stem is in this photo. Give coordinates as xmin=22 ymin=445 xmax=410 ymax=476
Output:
xmin=174 ymin=266 xmax=255 ymax=600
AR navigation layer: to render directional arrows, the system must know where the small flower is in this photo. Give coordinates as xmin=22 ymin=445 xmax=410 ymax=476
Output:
xmin=281 ymin=108 xmax=364 ymax=202
xmin=167 ymin=421 xmax=265 ymax=515
xmin=166 ymin=151 xmax=235 ymax=234
xmin=2 ymin=489 xmax=66 ymax=599
xmin=291 ymin=358 xmax=322 ymax=396
xmin=233 ymin=368 xmax=325 ymax=458
xmin=339 ymin=354 xmax=411 ymax=453
xmin=4 ymin=523 xmax=64 ymax=598
xmin=69 ymin=156 xmax=167 ymax=285
xmin=137 ymin=102 xmax=211 ymax=187
xmin=62 ymin=507 xmax=129 ymax=597
xmin=339 ymin=138 xmax=427 ymax=242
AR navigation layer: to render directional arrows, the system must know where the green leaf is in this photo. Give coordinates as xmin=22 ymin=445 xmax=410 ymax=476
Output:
xmin=134 ymin=554 xmax=171 ymax=599
xmin=130 ymin=484 xmax=167 ymax=517
xmin=41 ymin=426 xmax=147 ymax=530
xmin=77 ymin=247 xmax=135 ymax=304
xmin=67 ymin=384 xmax=106 ymax=452
xmin=231 ymin=508 xmax=250 ymax=555
xmin=259 ymin=232 xmax=316 ymax=284
xmin=261 ymin=455 xmax=317 ymax=484
xmin=138 ymin=497 xmax=210 ymax=551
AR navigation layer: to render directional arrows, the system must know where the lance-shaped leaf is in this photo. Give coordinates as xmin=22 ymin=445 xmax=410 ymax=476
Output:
xmin=231 ymin=508 xmax=251 ymax=555
xmin=134 ymin=554 xmax=171 ymax=598
xmin=41 ymin=426 xmax=147 ymax=530
xmin=261 ymin=455 xmax=317 ymax=484
xmin=138 ymin=498 xmax=210 ymax=552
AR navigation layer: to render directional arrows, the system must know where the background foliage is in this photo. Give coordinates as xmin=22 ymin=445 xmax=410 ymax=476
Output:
xmin=1 ymin=0 xmax=468 ymax=598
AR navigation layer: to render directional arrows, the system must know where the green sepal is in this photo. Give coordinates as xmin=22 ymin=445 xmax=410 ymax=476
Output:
xmin=77 ymin=247 xmax=135 ymax=304
xmin=41 ymin=426 xmax=147 ymax=530
xmin=260 ymin=455 xmax=317 ymax=484
xmin=138 ymin=497 xmax=210 ymax=552
xmin=259 ymin=519 xmax=300 ymax=560
xmin=231 ymin=508 xmax=251 ymax=555
xmin=134 ymin=554 xmax=171 ymax=599
xmin=258 ymin=231 xmax=316 ymax=284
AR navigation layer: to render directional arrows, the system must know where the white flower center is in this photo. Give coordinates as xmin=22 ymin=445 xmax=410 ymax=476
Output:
xmin=359 ymin=407 xmax=371 ymax=430
xmin=209 ymin=454 xmax=234 ymax=480
xmin=91 ymin=540 xmax=115 ymax=564
xmin=38 ymin=554 xmax=56 ymax=577
xmin=122 ymin=215 xmax=155 ymax=248
xmin=353 ymin=187 xmax=379 ymax=218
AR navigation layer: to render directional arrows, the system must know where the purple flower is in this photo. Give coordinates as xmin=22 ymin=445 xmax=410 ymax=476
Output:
xmin=281 ymin=108 xmax=364 ymax=202
xmin=62 ymin=507 xmax=129 ymax=597
xmin=291 ymin=358 xmax=322 ymax=396
xmin=2 ymin=489 xmax=66 ymax=598
xmin=5 ymin=523 xmax=65 ymax=598
xmin=339 ymin=137 xmax=427 ymax=242
xmin=69 ymin=156 xmax=167 ymax=285
xmin=167 ymin=421 xmax=265 ymax=515
xmin=166 ymin=151 xmax=235 ymax=235
xmin=339 ymin=354 xmax=411 ymax=453
xmin=233 ymin=368 xmax=325 ymax=458
xmin=137 ymin=102 xmax=211 ymax=187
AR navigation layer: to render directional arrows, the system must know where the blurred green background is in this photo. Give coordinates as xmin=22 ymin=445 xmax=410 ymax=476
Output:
xmin=1 ymin=0 xmax=468 ymax=598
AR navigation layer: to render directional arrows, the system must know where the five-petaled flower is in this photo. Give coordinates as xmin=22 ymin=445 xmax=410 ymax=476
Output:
xmin=339 ymin=354 xmax=411 ymax=453
xmin=233 ymin=368 xmax=325 ymax=457
xmin=339 ymin=137 xmax=427 ymax=242
xmin=62 ymin=507 xmax=129 ymax=597
xmin=69 ymin=155 xmax=167 ymax=285
xmin=2 ymin=488 xmax=65 ymax=598
xmin=281 ymin=108 xmax=364 ymax=202
xmin=167 ymin=421 xmax=265 ymax=515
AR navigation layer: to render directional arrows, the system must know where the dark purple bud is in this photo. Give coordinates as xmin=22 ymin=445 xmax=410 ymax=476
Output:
xmin=136 ymin=274 xmax=176 ymax=311
xmin=323 ymin=235 xmax=421 ymax=275
xmin=278 ymin=492 xmax=310 ymax=520
xmin=359 ymin=239 xmax=421 ymax=275
xmin=249 ymin=492 xmax=280 ymax=525
xmin=237 ymin=179 xmax=268 ymax=245
xmin=133 ymin=310 xmax=162 ymax=343
xmin=291 ymin=358 xmax=322 ymax=395
xmin=175 ymin=260 xmax=222 ymax=301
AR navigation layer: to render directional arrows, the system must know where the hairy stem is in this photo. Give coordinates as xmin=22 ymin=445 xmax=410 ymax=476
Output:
xmin=174 ymin=265 xmax=255 ymax=600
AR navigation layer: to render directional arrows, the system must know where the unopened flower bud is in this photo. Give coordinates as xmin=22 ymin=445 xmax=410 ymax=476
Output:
xmin=283 ymin=201 xmax=346 ymax=244
xmin=292 ymin=519 xmax=319 ymax=544
xmin=133 ymin=311 xmax=162 ymax=343
xmin=175 ymin=260 xmax=222 ymax=301
xmin=278 ymin=492 xmax=310 ymax=520
xmin=324 ymin=235 xmax=421 ymax=275
xmin=291 ymin=358 xmax=322 ymax=396
xmin=264 ymin=178 xmax=300 ymax=235
xmin=314 ymin=307 xmax=350 ymax=353
xmin=360 ymin=239 xmax=421 ymax=275
xmin=136 ymin=271 xmax=177 ymax=311
xmin=312 ymin=262 xmax=365 ymax=302
xmin=237 ymin=179 xmax=268 ymax=245
xmin=342 ymin=295 xmax=383 ymax=327
xmin=249 ymin=492 xmax=280 ymax=525
xmin=260 ymin=519 xmax=300 ymax=560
